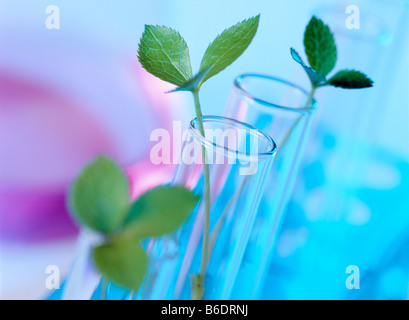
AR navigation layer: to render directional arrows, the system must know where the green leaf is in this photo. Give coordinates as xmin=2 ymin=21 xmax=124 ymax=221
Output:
xmin=327 ymin=69 xmax=374 ymax=89
xmin=290 ymin=48 xmax=326 ymax=86
xmin=137 ymin=25 xmax=193 ymax=86
xmin=93 ymin=237 xmax=148 ymax=291
xmin=68 ymin=155 xmax=129 ymax=234
xmin=303 ymin=16 xmax=337 ymax=76
xmin=122 ymin=185 xmax=200 ymax=238
xmin=199 ymin=15 xmax=260 ymax=87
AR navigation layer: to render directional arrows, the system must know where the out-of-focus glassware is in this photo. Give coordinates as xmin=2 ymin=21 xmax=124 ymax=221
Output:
xmin=223 ymin=74 xmax=317 ymax=299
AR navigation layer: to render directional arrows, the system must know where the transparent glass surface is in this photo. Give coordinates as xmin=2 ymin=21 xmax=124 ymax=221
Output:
xmin=260 ymin=2 xmax=409 ymax=300
xmin=224 ymin=74 xmax=317 ymax=299
xmin=138 ymin=116 xmax=276 ymax=300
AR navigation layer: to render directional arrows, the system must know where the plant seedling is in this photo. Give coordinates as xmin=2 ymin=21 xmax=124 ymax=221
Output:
xmin=275 ymin=16 xmax=375 ymax=151
xmin=68 ymin=155 xmax=199 ymax=297
xmin=137 ymin=16 xmax=260 ymax=299
xmin=291 ymin=15 xmax=373 ymax=109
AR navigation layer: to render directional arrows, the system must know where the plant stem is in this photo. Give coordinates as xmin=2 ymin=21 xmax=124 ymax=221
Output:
xmin=101 ymin=278 xmax=108 ymax=300
xmin=305 ymin=85 xmax=316 ymax=109
xmin=208 ymin=141 xmax=269 ymax=258
xmin=208 ymin=84 xmax=317 ymax=259
xmin=208 ymin=173 xmax=249 ymax=257
xmin=190 ymin=84 xmax=316 ymax=300
xmin=191 ymin=89 xmax=211 ymax=300
xmin=208 ymin=180 xmax=244 ymax=256
xmin=276 ymin=85 xmax=316 ymax=154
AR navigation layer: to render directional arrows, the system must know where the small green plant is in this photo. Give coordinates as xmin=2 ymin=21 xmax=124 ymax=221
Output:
xmin=291 ymin=16 xmax=373 ymax=109
xmin=68 ymin=155 xmax=199 ymax=297
xmin=273 ymin=15 xmax=374 ymax=152
xmin=137 ymin=16 xmax=260 ymax=299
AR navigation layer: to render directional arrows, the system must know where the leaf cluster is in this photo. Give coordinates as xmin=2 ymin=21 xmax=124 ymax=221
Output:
xmin=291 ymin=16 xmax=373 ymax=90
xmin=68 ymin=156 xmax=199 ymax=291
xmin=138 ymin=16 xmax=260 ymax=92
